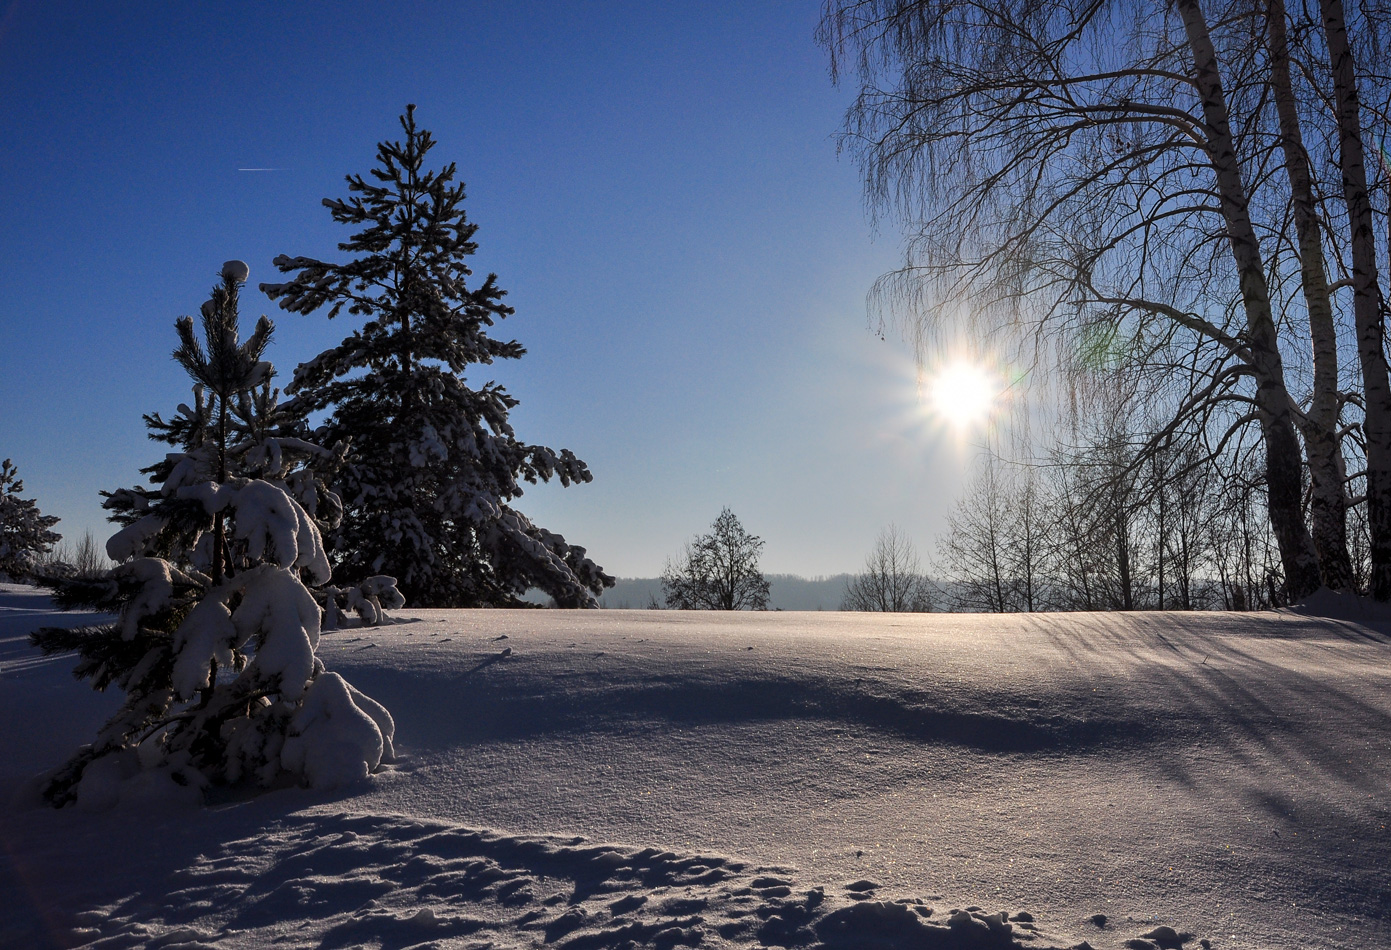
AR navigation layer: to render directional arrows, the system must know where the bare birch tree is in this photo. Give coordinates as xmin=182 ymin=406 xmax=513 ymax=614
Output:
xmin=1265 ymin=0 xmax=1355 ymax=591
xmin=817 ymin=0 xmax=1391 ymax=597
xmin=1316 ymin=0 xmax=1391 ymax=597
xmin=936 ymin=452 xmax=1016 ymax=611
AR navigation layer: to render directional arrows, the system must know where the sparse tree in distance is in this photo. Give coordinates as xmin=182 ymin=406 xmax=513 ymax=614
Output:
xmin=842 ymin=524 xmax=933 ymax=612
xmin=936 ymin=454 xmax=1015 ymax=612
xmin=0 ymin=459 xmax=61 ymax=581
xmin=72 ymin=529 xmax=109 ymax=578
xmin=37 ymin=529 xmax=111 ymax=581
xmin=662 ymin=508 xmax=771 ymax=610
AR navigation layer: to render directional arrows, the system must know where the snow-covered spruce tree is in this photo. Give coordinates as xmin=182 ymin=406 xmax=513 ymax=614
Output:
xmin=0 ymin=459 xmax=62 ymax=581
xmin=261 ymin=105 xmax=613 ymax=608
xmin=30 ymin=262 xmax=399 ymax=808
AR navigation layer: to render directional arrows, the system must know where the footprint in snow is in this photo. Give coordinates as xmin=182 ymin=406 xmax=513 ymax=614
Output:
xmin=77 ymin=813 xmax=1194 ymax=950
xmin=1141 ymin=924 xmax=1196 ymax=949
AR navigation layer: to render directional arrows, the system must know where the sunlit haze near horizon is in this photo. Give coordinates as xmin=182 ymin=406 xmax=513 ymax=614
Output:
xmin=0 ymin=0 xmax=996 ymax=578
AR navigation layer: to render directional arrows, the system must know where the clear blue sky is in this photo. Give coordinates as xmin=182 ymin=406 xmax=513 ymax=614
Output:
xmin=0 ymin=0 xmax=981 ymax=578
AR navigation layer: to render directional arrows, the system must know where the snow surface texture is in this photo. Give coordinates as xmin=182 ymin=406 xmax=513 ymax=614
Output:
xmin=2 ymin=582 xmax=1389 ymax=949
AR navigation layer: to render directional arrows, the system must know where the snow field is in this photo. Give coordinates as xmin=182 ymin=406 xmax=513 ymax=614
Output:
xmin=3 ymin=585 xmax=1390 ymax=949
xmin=5 ymin=806 xmax=1074 ymax=950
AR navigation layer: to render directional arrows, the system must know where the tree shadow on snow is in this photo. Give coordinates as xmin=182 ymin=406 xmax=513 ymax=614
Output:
xmin=348 ymin=664 xmax=1164 ymax=759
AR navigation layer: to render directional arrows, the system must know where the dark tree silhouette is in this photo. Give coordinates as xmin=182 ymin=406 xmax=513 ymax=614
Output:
xmin=662 ymin=508 xmax=771 ymax=610
xmin=0 ymin=459 xmax=60 ymax=580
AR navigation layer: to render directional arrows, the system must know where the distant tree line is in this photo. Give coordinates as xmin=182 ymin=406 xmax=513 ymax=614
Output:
xmin=657 ymin=511 xmax=938 ymax=613
xmin=935 ymin=389 xmax=1297 ymax=612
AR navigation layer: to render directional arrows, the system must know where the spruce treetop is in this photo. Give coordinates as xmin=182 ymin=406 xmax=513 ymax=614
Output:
xmin=263 ymin=104 xmax=522 ymax=409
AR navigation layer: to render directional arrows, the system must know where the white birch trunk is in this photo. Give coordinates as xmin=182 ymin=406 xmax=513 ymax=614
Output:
xmin=1267 ymin=0 xmax=1355 ymax=590
xmin=1177 ymin=0 xmax=1322 ymax=599
xmin=1320 ymin=0 xmax=1391 ymax=599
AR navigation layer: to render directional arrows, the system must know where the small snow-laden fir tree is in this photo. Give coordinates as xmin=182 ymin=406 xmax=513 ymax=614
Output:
xmin=30 ymin=262 xmax=401 ymax=809
xmin=0 ymin=459 xmax=62 ymax=581
xmin=261 ymin=105 xmax=614 ymax=608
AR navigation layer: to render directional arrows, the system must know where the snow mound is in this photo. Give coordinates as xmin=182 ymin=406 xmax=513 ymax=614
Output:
xmin=1284 ymin=586 xmax=1391 ymax=623
xmin=280 ymin=672 xmax=392 ymax=789
xmin=1 ymin=809 xmax=1086 ymax=949
xmin=5 ymin=599 xmax=1383 ymax=950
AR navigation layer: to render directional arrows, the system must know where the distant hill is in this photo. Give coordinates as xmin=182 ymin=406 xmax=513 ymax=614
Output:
xmin=523 ymin=574 xmax=960 ymax=611
xmin=584 ymin=574 xmax=855 ymax=611
xmin=761 ymin=574 xmax=857 ymax=611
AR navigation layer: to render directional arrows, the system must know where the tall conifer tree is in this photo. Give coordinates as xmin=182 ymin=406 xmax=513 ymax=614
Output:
xmin=262 ymin=106 xmax=612 ymax=607
xmin=0 ymin=459 xmax=61 ymax=579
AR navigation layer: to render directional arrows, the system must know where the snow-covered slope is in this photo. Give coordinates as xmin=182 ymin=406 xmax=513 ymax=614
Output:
xmin=2 ymin=583 xmax=1388 ymax=949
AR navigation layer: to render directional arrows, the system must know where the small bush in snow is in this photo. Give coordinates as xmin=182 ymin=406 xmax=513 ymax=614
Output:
xmin=31 ymin=264 xmax=400 ymax=808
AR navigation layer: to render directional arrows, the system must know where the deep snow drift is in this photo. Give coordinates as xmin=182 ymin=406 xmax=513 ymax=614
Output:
xmin=2 ymin=582 xmax=1388 ymax=949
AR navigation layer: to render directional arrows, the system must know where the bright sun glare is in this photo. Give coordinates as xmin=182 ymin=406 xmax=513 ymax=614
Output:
xmin=928 ymin=359 xmax=1000 ymax=432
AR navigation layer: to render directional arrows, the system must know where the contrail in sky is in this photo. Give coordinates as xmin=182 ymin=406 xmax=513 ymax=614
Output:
xmin=238 ymin=167 xmax=285 ymax=172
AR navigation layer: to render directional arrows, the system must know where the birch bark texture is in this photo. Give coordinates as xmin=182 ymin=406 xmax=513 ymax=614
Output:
xmin=1174 ymin=0 xmax=1321 ymax=598
xmin=1266 ymin=0 xmax=1355 ymax=592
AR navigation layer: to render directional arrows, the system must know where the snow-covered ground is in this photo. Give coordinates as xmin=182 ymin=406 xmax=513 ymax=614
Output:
xmin=2 ymin=582 xmax=1388 ymax=950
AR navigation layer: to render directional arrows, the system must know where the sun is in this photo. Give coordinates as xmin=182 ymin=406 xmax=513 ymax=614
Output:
xmin=927 ymin=359 xmax=1001 ymax=432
